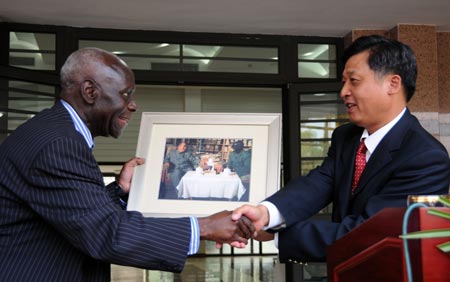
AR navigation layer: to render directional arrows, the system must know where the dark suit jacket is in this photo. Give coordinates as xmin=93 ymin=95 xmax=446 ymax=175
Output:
xmin=0 ymin=102 xmax=192 ymax=281
xmin=267 ymin=109 xmax=450 ymax=262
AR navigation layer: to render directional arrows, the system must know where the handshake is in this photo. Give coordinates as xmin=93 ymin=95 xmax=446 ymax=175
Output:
xmin=198 ymin=204 xmax=273 ymax=248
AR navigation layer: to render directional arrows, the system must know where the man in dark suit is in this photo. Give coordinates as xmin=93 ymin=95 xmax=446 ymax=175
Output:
xmin=231 ymin=35 xmax=450 ymax=262
xmin=0 ymin=47 xmax=253 ymax=281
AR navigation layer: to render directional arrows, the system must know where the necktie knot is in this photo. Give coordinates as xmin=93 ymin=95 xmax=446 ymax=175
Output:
xmin=357 ymin=140 xmax=367 ymax=154
xmin=352 ymin=139 xmax=367 ymax=193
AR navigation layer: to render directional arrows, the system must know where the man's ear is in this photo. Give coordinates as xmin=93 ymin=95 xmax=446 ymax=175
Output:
xmin=387 ymin=74 xmax=402 ymax=95
xmin=81 ymin=80 xmax=97 ymax=104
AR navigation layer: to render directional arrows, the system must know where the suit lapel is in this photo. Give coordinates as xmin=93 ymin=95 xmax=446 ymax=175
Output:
xmin=352 ymin=109 xmax=413 ymax=196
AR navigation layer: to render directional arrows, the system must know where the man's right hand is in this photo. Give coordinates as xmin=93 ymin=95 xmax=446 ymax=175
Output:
xmin=198 ymin=210 xmax=254 ymax=248
xmin=231 ymin=204 xmax=270 ymax=232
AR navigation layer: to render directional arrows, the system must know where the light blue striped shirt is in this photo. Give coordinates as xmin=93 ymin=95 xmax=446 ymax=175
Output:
xmin=188 ymin=217 xmax=200 ymax=255
xmin=60 ymin=99 xmax=200 ymax=255
xmin=60 ymin=99 xmax=94 ymax=150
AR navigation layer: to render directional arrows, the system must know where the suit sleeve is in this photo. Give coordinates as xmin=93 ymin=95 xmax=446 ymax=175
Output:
xmin=27 ymin=137 xmax=192 ymax=272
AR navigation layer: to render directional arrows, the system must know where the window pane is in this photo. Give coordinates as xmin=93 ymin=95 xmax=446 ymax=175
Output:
xmin=298 ymin=44 xmax=336 ymax=78
xmin=184 ymin=45 xmax=277 ymax=59
xmin=78 ymin=41 xmax=279 ymax=73
xmin=201 ymin=87 xmax=281 ymax=113
xmin=183 ymin=45 xmax=278 ymax=74
xmin=137 ymin=57 xmax=180 ymax=71
xmin=298 ymin=62 xmax=337 ymax=78
xmin=299 ymin=92 xmax=347 ymax=176
xmin=300 ymin=93 xmax=346 ymax=121
xmin=7 ymin=112 xmax=36 ymax=131
xmin=1 ymin=80 xmax=56 ymax=133
xmin=8 ymin=80 xmax=55 ymax=111
xmin=184 ymin=58 xmax=277 ymax=73
xmin=9 ymin=32 xmax=56 ymax=70
xmin=298 ymin=44 xmax=336 ymax=60
xmin=301 ymin=139 xmax=331 ymax=158
xmin=300 ymin=92 xmax=340 ymax=102
xmin=301 ymin=121 xmax=335 ymax=139
xmin=79 ymin=40 xmax=179 ymax=55
xmin=300 ymin=159 xmax=323 ymax=176
xmin=79 ymin=40 xmax=180 ymax=70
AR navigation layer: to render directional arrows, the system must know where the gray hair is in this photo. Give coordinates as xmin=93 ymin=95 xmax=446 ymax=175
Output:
xmin=60 ymin=47 xmax=107 ymax=91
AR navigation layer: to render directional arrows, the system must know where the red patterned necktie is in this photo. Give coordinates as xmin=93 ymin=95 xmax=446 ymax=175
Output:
xmin=352 ymin=139 xmax=367 ymax=193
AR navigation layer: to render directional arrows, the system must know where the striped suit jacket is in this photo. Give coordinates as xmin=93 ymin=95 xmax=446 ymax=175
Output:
xmin=0 ymin=102 xmax=192 ymax=281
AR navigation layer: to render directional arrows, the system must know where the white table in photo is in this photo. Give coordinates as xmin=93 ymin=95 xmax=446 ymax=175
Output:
xmin=176 ymin=171 xmax=246 ymax=200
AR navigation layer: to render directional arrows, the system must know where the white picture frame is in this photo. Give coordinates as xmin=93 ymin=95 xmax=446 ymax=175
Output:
xmin=127 ymin=112 xmax=282 ymax=217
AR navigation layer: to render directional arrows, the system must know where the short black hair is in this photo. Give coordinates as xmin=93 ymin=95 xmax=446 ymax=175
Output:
xmin=343 ymin=35 xmax=417 ymax=102
xmin=176 ymin=140 xmax=186 ymax=146
xmin=232 ymin=140 xmax=244 ymax=149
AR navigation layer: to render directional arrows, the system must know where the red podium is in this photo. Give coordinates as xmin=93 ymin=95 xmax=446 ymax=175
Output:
xmin=327 ymin=207 xmax=450 ymax=282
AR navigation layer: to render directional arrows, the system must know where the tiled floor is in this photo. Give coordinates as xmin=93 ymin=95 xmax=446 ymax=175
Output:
xmin=111 ymin=256 xmax=327 ymax=282
xmin=112 ymin=256 xmax=283 ymax=282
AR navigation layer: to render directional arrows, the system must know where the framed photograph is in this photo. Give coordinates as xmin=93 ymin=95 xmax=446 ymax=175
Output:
xmin=127 ymin=112 xmax=282 ymax=217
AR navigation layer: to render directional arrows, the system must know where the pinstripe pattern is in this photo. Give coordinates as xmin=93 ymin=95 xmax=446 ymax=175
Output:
xmin=0 ymin=102 xmax=192 ymax=281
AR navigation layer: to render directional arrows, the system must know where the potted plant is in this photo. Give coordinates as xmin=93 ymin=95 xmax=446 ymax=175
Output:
xmin=400 ymin=195 xmax=450 ymax=282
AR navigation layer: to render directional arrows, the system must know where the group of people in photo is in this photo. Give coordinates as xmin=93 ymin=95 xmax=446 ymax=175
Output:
xmin=159 ymin=138 xmax=252 ymax=201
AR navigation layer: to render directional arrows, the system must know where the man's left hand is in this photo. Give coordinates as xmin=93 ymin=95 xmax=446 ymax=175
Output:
xmin=116 ymin=157 xmax=145 ymax=193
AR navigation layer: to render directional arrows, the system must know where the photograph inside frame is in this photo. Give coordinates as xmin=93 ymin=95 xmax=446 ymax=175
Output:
xmin=159 ymin=137 xmax=253 ymax=202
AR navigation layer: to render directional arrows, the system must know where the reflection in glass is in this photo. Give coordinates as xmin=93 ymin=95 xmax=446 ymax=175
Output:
xmin=9 ymin=32 xmax=56 ymax=70
xmin=7 ymin=112 xmax=35 ymax=131
xmin=184 ymin=59 xmax=277 ymax=73
xmin=300 ymin=159 xmax=323 ymax=176
xmin=3 ymin=80 xmax=56 ymax=132
xmin=298 ymin=62 xmax=337 ymax=78
xmin=298 ymin=43 xmax=336 ymax=78
xmin=79 ymin=40 xmax=180 ymax=71
xmin=79 ymin=40 xmax=278 ymax=73
xmin=183 ymin=45 xmax=277 ymax=73
xmin=300 ymin=92 xmax=340 ymax=102
xmin=299 ymin=92 xmax=347 ymax=176
xmin=184 ymin=45 xmax=277 ymax=59
xmin=298 ymin=44 xmax=336 ymax=60
xmin=301 ymin=140 xmax=331 ymax=158
xmin=301 ymin=121 xmax=335 ymax=139
xmin=300 ymin=92 xmax=346 ymax=124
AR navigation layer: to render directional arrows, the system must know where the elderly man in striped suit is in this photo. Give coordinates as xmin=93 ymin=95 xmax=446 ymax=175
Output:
xmin=0 ymin=47 xmax=253 ymax=281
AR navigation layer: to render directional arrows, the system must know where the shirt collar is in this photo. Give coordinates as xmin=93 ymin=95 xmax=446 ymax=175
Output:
xmin=60 ymin=99 xmax=94 ymax=150
xmin=361 ymin=107 xmax=406 ymax=159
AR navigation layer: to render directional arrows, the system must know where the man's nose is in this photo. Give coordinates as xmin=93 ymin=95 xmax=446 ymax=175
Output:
xmin=340 ymin=83 xmax=349 ymax=98
xmin=128 ymin=100 xmax=138 ymax=112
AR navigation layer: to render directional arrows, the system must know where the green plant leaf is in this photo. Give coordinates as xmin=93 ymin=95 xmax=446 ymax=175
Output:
xmin=439 ymin=196 xmax=450 ymax=207
xmin=428 ymin=208 xmax=450 ymax=220
xmin=437 ymin=241 xmax=450 ymax=253
xmin=400 ymin=228 xmax=450 ymax=239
